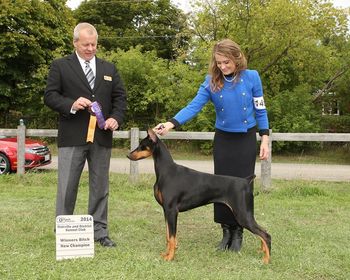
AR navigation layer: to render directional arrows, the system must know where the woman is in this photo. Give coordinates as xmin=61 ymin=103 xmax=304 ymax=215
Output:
xmin=154 ymin=39 xmax=269 ymax=252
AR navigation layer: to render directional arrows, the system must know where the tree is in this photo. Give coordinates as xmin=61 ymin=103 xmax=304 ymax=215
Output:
xmin=73 ymin=0 xmax=191 ymax=59
xmin=98 ymin=46 xmax=203 ymax=129
xmin=186 ymin=0 xmax=349 ymax=133
xmin=0 ymin=0 xmax=75 ymax=128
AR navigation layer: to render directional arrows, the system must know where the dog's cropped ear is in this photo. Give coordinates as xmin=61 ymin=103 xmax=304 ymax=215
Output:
xmin=147 ymin=128 xmax=158 ymax=143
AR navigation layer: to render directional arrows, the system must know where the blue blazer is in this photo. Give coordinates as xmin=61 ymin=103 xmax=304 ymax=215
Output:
xmin=173 ymin=69 xmax=269 ymax=133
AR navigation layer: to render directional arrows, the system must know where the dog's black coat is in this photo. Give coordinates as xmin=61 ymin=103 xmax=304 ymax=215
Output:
xmin=127 ymin=129 xmax=271 ymax=263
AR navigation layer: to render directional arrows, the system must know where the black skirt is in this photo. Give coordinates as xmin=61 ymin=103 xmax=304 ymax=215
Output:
xmin=213 ymin=127 xmax=257 ymax=224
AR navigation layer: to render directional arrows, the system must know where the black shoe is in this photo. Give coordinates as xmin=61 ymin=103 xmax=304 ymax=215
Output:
xmin=217 ymin=224 xmax=232 ymax=250
xmin=228 ymin=226 xmax=243 ymax=252
xmin=97 ymin=236 xmax=116 ymax=247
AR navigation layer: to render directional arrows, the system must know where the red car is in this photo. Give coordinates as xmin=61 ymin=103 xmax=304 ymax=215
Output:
xmin=0 ymin=137 xmax=51 ymax=174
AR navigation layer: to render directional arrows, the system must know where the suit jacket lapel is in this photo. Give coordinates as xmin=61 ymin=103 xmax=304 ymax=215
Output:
xmin=93 ymin=57 xmax=103 ymax=92
xmin=67 ymin=53 xmax=92 ymax=91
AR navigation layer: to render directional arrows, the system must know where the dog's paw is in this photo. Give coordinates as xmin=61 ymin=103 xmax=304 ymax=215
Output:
xmin=262 ymin=255 xmax=270 ymax=264
xmin=161 ymin=252 xmax=174 ymax=261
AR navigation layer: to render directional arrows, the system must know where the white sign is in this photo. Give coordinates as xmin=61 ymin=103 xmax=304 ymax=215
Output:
xmin=56 ymin=215 xmax=94 ymax=260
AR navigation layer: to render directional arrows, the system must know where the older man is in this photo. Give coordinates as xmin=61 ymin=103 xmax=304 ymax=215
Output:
xmin=44 ymin=22 xmax=127 ymax=247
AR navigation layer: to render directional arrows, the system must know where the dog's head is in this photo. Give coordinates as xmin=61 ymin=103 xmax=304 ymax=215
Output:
xmin=127 ymin=128 xmax=159 ymax=161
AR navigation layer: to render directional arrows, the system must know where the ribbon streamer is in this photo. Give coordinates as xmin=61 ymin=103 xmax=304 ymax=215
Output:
xmin=86 ymin=115 xmax=97 ymax=143
xmin=90 ymin=101 xmax=106 ymax=129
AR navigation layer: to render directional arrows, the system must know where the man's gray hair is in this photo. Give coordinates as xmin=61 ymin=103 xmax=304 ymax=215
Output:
xmin=73 ymin=23 xmax=98 ymax=42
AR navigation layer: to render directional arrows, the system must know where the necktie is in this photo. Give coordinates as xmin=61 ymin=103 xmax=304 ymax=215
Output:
xmin=85 ymin=61 xmax=95 ymax=89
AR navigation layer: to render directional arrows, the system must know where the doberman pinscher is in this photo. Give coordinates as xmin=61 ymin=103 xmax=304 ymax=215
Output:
xmin=127 ymin=128 xmax=271 ymax=264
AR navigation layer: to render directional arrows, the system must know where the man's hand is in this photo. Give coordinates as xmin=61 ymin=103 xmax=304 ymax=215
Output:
xmin=72 ymin=97 xmax=92 ymax=111
xmin=104 ymin=118 xmax=119 ymax=131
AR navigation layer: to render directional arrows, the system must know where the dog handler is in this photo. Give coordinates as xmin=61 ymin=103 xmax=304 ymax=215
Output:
xmin=155 ymin=38 xmax=269 ymax=252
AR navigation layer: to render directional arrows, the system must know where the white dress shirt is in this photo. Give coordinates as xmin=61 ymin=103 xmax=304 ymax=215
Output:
xmin=71 ymin=53 xmax=96 ymax=114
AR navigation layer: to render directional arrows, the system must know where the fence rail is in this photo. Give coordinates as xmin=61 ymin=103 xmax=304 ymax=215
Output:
xmin=1 ymin=126 xmax=350 ymax=189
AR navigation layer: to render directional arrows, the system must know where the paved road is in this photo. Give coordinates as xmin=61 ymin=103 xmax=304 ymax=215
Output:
xmin=40 ymin=156 xmax=350 ymax=182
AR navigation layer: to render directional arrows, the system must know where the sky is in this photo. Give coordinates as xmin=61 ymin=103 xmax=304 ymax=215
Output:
xmin=66 ymin=0 xmax=350 ymax=11
xmin=332 ymin=0 xmax=350 ymax=8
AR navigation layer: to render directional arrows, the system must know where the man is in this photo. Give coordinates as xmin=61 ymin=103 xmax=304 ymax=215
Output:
xmin=44 ymin=22 xmax=127 ymax=247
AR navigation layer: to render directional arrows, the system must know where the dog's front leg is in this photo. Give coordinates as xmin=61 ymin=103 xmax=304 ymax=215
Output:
xmin=161 ymin=222 xmax=170 ymax=257
xmin=161 ymin=209 xmax=178 ymax=261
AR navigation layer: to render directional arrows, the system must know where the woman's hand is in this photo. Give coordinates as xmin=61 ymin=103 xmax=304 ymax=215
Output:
xmin=153 ymin=122 xmax=175 ymax=136
xmin=259 ymin=135 xmax=270 ymax=160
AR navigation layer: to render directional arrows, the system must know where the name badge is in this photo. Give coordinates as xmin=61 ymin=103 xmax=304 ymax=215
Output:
xmin=104 ymin=75 xmax=112 ymax=81
xmin=253 ymin=96 xmax=266 ymax=110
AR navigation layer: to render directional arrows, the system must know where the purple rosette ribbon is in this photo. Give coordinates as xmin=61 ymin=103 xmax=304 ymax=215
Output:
xmin=90 ymin=101 xmax=106 ymax=129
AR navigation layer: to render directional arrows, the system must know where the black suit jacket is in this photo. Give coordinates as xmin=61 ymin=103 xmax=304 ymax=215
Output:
xmin=44 ymin=53 xmax=127 ymax=148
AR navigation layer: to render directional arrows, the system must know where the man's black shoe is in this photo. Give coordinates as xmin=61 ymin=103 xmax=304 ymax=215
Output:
xmin=97 ymin=236 xmax=116 ymax=247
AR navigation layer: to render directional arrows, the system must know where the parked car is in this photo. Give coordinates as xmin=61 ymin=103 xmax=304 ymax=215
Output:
xmin=0 ymin=137 xmax=51 ymax=174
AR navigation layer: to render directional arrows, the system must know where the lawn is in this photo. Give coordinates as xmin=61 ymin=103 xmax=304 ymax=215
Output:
xmin=0 ymin=171 xmax=349 ymax=279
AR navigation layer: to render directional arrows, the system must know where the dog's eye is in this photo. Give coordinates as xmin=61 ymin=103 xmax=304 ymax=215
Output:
xmin=140 ymin=144 xmax=147 ymax=151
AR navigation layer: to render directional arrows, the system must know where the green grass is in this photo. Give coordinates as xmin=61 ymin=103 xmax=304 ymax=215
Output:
xmin=1 ymin=172 xmax=349 ymax=279
xmin=271 ymin=147 xmax=350 ymax=165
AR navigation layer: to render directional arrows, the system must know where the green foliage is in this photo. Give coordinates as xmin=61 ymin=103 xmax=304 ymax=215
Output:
xmin=0 ymin=0 xmax=75 ymax=127
xmin=269 ymin=84 xmax=321 ymax=133
xmin=268 ymin=84 xmax=322 ymax=152
xmin=189 ymin=0 xmax=350 ymax=137
xmin=0 ymin=173 xmax=349 ymax=279
xmin=0 ymin=0 xmax=349 ymax=156
xmin=73 ymin=0 xmax=191 ymax=59
xmin=321 ymin=115 xmax=350 ymax=133
xmin=99 ymin=47 xmax=203 ymax=129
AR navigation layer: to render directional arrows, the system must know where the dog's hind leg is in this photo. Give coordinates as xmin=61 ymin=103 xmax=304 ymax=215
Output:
xmin=255 ymin=228 xmax=271 ymax=264
xmin=238 ymin=216 xmax=271 ymax=264
xmin=161 ymin=208 xmax=178 ymax=261
xmin=231 ymin=186 xmax=271 ymax=264
xmin=259 ymin=235 xmax=271 ymax=264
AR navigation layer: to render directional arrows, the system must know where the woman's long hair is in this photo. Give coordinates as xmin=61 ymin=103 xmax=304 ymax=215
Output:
xmin=209 ymin=39 xmax=247 ymax=92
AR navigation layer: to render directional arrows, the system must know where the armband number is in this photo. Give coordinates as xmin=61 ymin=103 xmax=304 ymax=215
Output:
xmin=253 ymin=97 xmax=266 ymax=109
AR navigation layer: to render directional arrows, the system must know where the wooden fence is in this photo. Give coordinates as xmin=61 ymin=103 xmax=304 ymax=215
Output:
xmin=1 ymin=124 xmax=350 ymax=189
